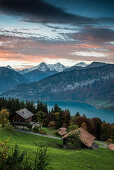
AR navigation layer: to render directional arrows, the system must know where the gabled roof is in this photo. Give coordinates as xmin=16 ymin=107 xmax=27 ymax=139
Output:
xmin=58 ymin=130 xmax=67 ymax=136
xmin=108 ymin=144 xmax=114 ymax=150
xmin=63 ymin=127 xmax=95 ymax=148
xmin=16 ymin=108 xmax=34 ymax=120
xmin=59 ymin=127 xmax=67 ymax=131
xmin=58 ymin=127 xmax=67 ymax=136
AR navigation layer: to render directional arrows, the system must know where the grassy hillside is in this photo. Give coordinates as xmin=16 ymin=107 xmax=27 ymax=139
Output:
xmin=0 ymin=127 xmax=114 ymax=170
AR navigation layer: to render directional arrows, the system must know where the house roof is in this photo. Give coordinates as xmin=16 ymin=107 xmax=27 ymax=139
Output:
xmin=108 ymin=144 xmax=114 ymax=150
xmin=58 ymin=127 xmax=67 ymax=136
xmin=59 ymin=127 xmax=67 ymax=131
xmin=16 ymin=108 xmax=34 ymax=120
xmin=63 ymin=127 xmax=95 ymax=147
xmin=58 ymin=130 xmax=67 ymax=136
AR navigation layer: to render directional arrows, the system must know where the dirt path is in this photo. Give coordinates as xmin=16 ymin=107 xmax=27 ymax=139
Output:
xmin=95 ymin=140 xmax=108 ymax=148
xmin=15 ymin=129 xmax=62 ymax=140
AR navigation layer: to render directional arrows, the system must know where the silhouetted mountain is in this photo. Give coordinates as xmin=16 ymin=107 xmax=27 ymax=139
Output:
xmin=0 ymin=67 xmax=29 ymax=93
xmin=1 ymin=64 xmax=114 ymax=107
xmin=24 ymin=70 xmax=57 ymax=82
xmin=86 ymin=62 xmax=107 ymax=68
xmin=64 ymin=62 xmax=107 ymax=72
xmin=64 ymin=65 xmax=83 ymax=72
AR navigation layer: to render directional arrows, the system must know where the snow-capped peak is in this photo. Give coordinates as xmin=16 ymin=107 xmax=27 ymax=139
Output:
xmin=75 ymin=62 xmax=88 ymax=67
xmin=48 ymin=62 xmax=67 ymax=72
xmin=35 ymin=62 xmax=49 ymax=72
xmin=19 ymin=62 xmax=67 ymax=74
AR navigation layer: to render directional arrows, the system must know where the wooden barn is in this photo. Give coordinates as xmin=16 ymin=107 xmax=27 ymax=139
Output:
xmin=12 ymin=108 xmax=34 ymax=122
xmin=62 ymin=127 xmax=98 ymax=150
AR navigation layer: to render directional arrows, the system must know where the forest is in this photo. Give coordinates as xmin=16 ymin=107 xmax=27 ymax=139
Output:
xmin=0 ymin=97 xmax=114 ymax=142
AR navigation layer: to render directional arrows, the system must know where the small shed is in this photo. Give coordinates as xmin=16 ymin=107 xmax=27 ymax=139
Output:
xmin=62 ymin=127 xmax=98 ymax=150
xmin=12 ymin=108 xmax=34 ymax=122
xmin=108 ymin=144 xmax=114 ymax=150
xmin=58 ymin=127 xmax=67 ymax=136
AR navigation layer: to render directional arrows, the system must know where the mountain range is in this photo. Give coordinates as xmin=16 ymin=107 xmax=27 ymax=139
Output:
xmin=1 ymin=62 xmax=114 ymax=110
xmin=19 ymin=62 xmax=67 ymax=74
xmin=22 ymin=62 xmax=67 ymax=82
xmin=0 ymin=67 xmax=28 ymax=93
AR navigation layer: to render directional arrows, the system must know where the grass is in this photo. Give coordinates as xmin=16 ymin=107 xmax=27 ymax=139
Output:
xmin=0 ymin=127 xmax=114 ymax=170
xmin=42 ymin=127 xmax=59 ymax=137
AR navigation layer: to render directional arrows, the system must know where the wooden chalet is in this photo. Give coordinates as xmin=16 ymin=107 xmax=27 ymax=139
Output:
xmin=12 ymin=108 xmax=34 ymax=122
xmin=62 ymin=127 xmax=98 ymax=150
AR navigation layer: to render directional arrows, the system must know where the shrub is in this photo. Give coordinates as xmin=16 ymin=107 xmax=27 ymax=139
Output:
xmin=39 ymin=130 xmax=47 ymax=135
xmin=0 ymin=139 xmax=9 ymax=164
xmin=48 ymin=121 xmax=56 ymax=129
xmin=107 ymin=138 xmax=112 ymax=144
xmin=34 ymin=146 xmax=52 ymax=170
xmin=33 ymin=125 xmax=40 ymax=133
xmin=0 ymin=145 xmax=53 ymax=170
xmin=100 ymin=123 xmax=111 ymax=141
xmin=68 ymin=123 xmax=78 ymax=132
xmin=5 ymin=125 xmax=14 ymax=130
xmin=1 ymin=145 xmax=28 ymax=170
xmin=0 ymin=108 xmax=10 ymax=127
xmin=81 ymin=122 xmax=87 ymax=131
xmin=33 ymin=126 xmax=47 ymax=135
xmin=26 ymin=124 xmax=32 ymax=129
xmin=64 ymin=132 xmax=81 ymax=149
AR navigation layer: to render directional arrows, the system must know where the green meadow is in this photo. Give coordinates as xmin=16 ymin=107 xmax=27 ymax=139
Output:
xmin=0 ymin=127 xmax=114 ymax=170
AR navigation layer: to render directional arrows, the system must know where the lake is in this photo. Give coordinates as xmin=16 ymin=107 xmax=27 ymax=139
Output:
xmin=47 ymin=101 xmax=114 ymax=123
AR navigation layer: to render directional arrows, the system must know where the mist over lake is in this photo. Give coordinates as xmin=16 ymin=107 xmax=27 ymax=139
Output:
xmin=47 ymin=101 xmax=114 ymax=123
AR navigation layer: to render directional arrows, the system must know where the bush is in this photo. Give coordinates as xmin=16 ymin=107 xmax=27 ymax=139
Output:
xmin=100 ymin=123 xmax=111 ymax=141
xmin=64 ymin=132 xmax=81 ymax=149
xmin=33 ymin=126 xmax=47 ymax=135
xmin=0 ymin=108 xmax=10 ymax=127
xmin=0 ymin=145 xmax=53 ymax=170
xmin=48 ymin=121 xmax=56 ymax=129
xmin=107 ymin=138 xmax=112 ymax=144
xmin=0 ymin=145 xmax=31 ymax=170
xmin=0 ymin=139 xmax=9 ymax=164
xmin=68 ymin=123 xmax=78 ymax=132
xmin=39 ymin=130 xmax=47 ymax=135
xmin=26 ymin=124 xmax=32 ymax=129
xmin=34 ymin=146 xmax=52 ymax=170
xmin=33 ymin=125 xmax=40 ymax=133
xmin=5 ymin=125 xmax=14 ymax=130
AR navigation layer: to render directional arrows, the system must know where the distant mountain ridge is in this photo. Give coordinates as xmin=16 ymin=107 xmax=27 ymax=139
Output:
xmin=64 ymin=62 xmax=107 ymax=72
xmin=75 ymin=62 xmax=88 ymax=67
xmin=1 ymin=64 xmax=114 ymax=108
xmin=0 ymin=67 xmax=29 ymax=94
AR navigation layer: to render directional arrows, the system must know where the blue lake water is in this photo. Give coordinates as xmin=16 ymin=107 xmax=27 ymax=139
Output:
xmin=47 ymin=101 xmax=114 ymax=123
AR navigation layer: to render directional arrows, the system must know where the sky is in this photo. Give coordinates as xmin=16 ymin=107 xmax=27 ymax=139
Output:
xmin=0 ymin=0 xmax=114 ymax=69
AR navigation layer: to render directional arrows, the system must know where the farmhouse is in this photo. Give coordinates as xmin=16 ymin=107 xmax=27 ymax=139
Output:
xmin=12 ymin=108 xmax=34 ymax=122
xmin=57 ymin=127 xmax=67 ymax=136
xmin=62 ymin=127 xmax=98 ymax=150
